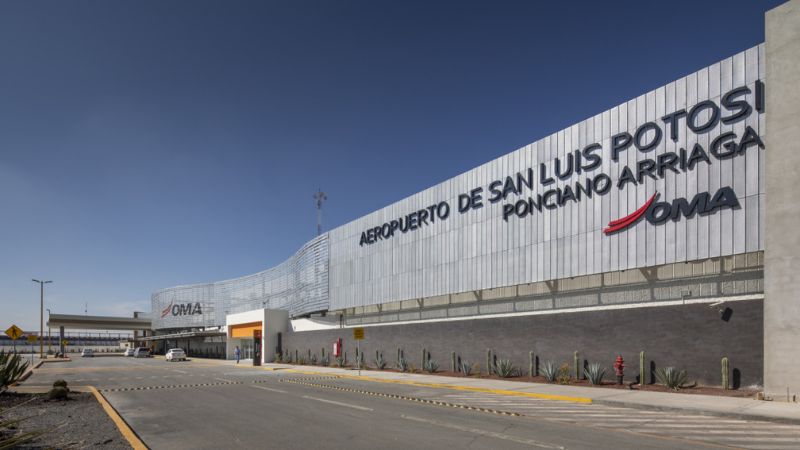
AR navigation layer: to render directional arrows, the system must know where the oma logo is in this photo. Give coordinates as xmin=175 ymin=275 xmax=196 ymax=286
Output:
xmin=171 ymin=302 xmax=203 ymax=316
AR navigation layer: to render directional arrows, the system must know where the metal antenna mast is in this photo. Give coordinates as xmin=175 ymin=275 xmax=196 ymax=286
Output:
xmin=313 ymin=188 xmax=327 ymax=236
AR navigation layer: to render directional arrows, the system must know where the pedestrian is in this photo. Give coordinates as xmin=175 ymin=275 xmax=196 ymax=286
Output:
xmin=234 ymin=345 xmax=240 ymax=364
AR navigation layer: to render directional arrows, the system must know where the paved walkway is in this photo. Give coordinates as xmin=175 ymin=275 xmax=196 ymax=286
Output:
xmin=196 ymin=358 xmax=800 ymax=424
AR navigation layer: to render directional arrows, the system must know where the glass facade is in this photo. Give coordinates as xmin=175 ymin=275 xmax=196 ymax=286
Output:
xmin=151 ymin=234 xmax=329 ymax=330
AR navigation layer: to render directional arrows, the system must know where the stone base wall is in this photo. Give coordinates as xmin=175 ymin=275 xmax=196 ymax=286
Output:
xmin=283 ymin=299 xmax=763 ymax=387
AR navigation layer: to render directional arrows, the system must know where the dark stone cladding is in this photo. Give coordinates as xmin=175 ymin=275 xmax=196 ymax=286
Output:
xmin=283 ymin=299 xmax=763 ymax=387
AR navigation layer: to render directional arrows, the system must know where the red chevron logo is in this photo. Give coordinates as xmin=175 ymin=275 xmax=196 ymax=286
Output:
xmin=604 ymin=192 xmax=658 ymax=235
xmin=161 ymin=300 xmax=174 ymax=318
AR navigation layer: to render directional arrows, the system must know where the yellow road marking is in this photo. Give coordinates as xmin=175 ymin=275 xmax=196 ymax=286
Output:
xmin=278 ymin=368 xmax=592 ymax=403
xmin=89 ymin=386 xmax=148 ymax=450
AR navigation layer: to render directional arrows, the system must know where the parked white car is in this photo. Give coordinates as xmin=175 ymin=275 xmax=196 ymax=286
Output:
xmin=133 ymin=347 xmax=151 ymax=358
xmin=80 ymin=348 xmax=94 ymax=357
xmin=123 ymin=348 xmax=135 ymax=357
xmin=165 ymin=348 xmax=186 ymax=362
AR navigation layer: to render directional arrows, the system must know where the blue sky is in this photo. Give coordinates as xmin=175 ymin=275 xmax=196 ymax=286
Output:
xmin=0 ymin=0 xmax=784 ymax=330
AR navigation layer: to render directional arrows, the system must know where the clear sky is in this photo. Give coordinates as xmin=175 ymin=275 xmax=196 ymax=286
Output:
xmin=0 ymin=0 xmax=784 ymax=330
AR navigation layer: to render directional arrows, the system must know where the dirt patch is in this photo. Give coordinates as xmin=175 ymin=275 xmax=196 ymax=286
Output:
xmin=0 ymin=391 xmax=132 ymax=449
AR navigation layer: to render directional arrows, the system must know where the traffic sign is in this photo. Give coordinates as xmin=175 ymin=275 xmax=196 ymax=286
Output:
xmin=5 ymin=325 xmax=23 ymax=340
xmin=62 ymin=339 xmax=69 ymax=346
xmin=26 ymin=334 xmax=38 ymax=343
xmin=353 ymin=327 xmax=364 ymax=340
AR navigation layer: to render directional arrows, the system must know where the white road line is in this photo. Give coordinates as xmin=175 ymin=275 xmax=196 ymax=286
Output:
xmin=401 ymin=414 xmax=564 ymax=449
xmin=171 ymin=369 xmax=188 ymax=374
xmin=250 ymin=385 xmax=288 ymax=394
xmin=214 ymin=378 xmax=235 ymax=383
xmin=301 ymin=395 xmax=373 ymax=411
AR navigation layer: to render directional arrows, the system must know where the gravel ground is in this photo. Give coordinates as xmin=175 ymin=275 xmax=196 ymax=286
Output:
xmin=0 ymin=391 xmax=132 ymax=449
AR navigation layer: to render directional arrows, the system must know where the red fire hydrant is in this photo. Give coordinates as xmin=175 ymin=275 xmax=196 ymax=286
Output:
xmin=613 ymin=355 xmax=625 ymax=385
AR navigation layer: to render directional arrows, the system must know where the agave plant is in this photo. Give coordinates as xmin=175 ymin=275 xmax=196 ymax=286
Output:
xmin=459 ymin=360 xmax=474 ymax=377
xmin=541 ymin=361 xmax=558 ymax=382
xmin=584 ymin=363 xmax=607 ymax=385
xmin=273 ymin=353 xmax=282 ymax=363
xmin=375 ymin=353 xmax=387 ymax=370
xmin=397 ymin=355 xmax=410 ymax=372
xmin=655 ymin=367 xmax=689 ymax=390
xmin=423 ymin=358 xmax=439 ymax=373
xmin=494 ymin=359 xmax=518 ymax=378
xmin=309 ymin=354 xmax=318 ymax=365
xmin=321 ymin=354 xmax=330 ymax=366
xmin=0 ymin=351 xmax=29 ymax=388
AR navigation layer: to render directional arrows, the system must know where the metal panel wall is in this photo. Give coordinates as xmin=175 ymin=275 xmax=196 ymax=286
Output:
xmin=151 ymin=234 xmax=329 ymax=329
xmin=328 ymin=44 xmax=766 ymax=311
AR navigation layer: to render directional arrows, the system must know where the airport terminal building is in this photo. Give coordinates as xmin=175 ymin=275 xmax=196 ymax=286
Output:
xmin=150 ymin=2 xmax=800 ymax=398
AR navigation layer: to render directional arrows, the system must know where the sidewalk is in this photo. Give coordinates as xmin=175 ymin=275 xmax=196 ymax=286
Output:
xmin=215 ymin=359 xmax=800 ymax=425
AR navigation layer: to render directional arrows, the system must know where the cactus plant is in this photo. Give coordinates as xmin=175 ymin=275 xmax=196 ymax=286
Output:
xmin=486 ymin=349 xmax=492 ymax=376
xmin=375 ymin=352 xmax=386 ymax=370
xmin=422 ymin=348 xmax=427 ymax=369
xmin=573 ymin=351 xmax=580 ymax=380
xmin=639 ymin=351 xmax=646 ymax=386
xmin=529 ymin=351 xmax=534 ymax=377
xmin=451 ymin=351 xmax=456 ymax=372
xmin=721 ymin=357 xmax=730 ymax=390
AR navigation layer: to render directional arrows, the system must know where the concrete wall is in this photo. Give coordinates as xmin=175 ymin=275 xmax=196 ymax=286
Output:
xmin=284 ymin=299 xmax=763 ymax=387
xmin=764 ymin=0 xmax=800 ymax=400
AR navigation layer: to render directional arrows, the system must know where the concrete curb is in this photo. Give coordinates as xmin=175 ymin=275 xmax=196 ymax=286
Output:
xmin=89 ymin=386 xmax=148 ymax=449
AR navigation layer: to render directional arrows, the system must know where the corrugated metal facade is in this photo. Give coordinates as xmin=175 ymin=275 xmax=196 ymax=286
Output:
xmin=328 ymin=44 xmax=765 ymax=310
xmin=151 ymin=45 xmax=766 ymax=327
xmin=151 ymin=234 xmax=329 ymax=329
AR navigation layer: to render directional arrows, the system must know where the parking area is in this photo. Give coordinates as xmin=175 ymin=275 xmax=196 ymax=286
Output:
xmin=20 ymin=357 xmax=800 ymax=449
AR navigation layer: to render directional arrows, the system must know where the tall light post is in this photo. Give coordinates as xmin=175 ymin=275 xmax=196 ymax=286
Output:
xmin=313 ymin=188 xmax=327 ymax=236
xmin=32 ymin=279 xmax=52 ymax=358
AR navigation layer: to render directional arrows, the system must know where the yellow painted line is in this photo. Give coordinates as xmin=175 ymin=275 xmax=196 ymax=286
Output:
xmin=280 ymin=368 xmax=592 ymax=404
xmin=89 ymin=386 xmax=148 ymax=450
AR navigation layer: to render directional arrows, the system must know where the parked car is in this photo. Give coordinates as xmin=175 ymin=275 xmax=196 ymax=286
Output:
xmin=80 ymin=348 xmax=94 ymax=357
xmin=165 ymin=348 xmax=186 ymax=362
xmin=133 ymin=347 xmax=151 ymax=358
xmin=123 ymin=348 xmax=135 ymax=357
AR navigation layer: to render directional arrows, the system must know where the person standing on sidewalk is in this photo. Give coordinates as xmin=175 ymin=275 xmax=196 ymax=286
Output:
xmin=234 ymin=345 xmax=240 ymax=364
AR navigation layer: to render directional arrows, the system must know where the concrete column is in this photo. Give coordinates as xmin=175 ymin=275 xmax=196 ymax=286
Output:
xmin=764 ymin=0 xmax=800 ymax=400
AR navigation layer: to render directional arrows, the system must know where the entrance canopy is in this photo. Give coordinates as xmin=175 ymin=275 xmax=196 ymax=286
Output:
xmin=47 ymin=313 xmax=151 ymax=331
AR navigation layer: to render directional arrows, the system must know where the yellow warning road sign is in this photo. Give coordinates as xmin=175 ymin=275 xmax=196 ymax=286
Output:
xmin=26 ymin=334 xmax=38 ymax=343
xmin=62 ymin=339 xmax=69 ymax=346
xmin=5 ymin=325 xmax=23 ymax=340
xmin=353 ymin=327 xmax=364 ymax=340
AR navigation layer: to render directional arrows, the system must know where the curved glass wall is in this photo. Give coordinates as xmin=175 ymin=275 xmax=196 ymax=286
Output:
xmin=151 ymin=234 xmax=329 ymax=330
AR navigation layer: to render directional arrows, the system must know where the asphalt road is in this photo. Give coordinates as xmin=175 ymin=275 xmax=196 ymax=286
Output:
xmin=24 ymin=357 xmax=800 ymax=449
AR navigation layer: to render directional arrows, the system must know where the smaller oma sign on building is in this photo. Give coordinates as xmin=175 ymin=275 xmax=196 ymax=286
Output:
xmin=160 ymin=300 xmax=203 ymax=318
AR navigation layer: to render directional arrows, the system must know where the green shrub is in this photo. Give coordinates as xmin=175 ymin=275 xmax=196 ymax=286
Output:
xmin=0 ymin=351 xmax=29 ymax=388
xmin=584 ymin=363 xmax=606 ymax=385
xmin=48 ymin=386 xmax=69 ymax=400
xmin=494 ymin=359 xmax=518 ymax=378
xmin=556 ymin=363 xmax=571 ymax=384
xmin=655 ymin=367 xmax=689 ymax=391
xmin=541 ymin=361 xmax=558 ymax=382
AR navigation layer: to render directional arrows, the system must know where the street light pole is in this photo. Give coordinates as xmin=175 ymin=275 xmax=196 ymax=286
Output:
xmin=32 ymin=279 xmax=52 ymax=359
